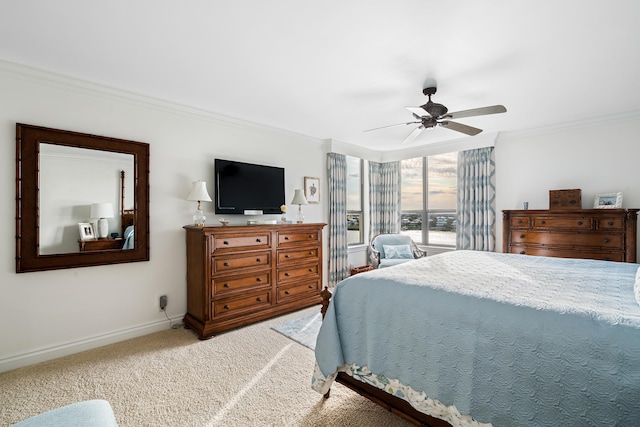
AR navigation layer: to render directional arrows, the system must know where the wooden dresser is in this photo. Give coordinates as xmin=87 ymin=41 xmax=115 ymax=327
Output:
xmin=183 ymin=222 xmax=326 ymax=339
xmin=502 ymin=209 xmax=639 ymax=262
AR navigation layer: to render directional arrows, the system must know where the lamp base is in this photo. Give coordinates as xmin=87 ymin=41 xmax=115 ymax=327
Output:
xmin=193 ymin=208 xmax=206 ymax=227
xmin=97 ymin=218 xmax=109 ymax=238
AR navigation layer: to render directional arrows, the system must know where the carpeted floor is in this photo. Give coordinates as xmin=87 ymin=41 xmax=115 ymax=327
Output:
xmin=1 ymin=305 xmax=412 ymax=427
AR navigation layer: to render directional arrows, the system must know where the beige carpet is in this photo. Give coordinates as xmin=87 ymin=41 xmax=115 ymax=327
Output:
xmin=1 ymin=306 xmax=412 ymax=426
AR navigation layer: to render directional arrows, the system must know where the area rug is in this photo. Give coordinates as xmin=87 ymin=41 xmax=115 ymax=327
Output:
xmin=271 ymin=311 xmax=322 ymax=350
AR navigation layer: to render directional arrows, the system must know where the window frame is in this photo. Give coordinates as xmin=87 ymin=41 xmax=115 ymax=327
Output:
xmin=400 ymin=154 xmax=457 ymax=248
xmin=346 ymin=156 xmax=364 ymax=246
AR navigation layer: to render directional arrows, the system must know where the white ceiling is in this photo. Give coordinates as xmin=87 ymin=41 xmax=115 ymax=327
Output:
xmin=1 ymin=1 xmax=639 ymax=151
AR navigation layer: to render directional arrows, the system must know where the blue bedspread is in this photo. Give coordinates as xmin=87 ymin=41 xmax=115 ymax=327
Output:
xmin=314 ymin=251 xmax=640 ymax=426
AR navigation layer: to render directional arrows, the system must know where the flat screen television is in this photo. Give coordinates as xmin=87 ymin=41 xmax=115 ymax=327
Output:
xmin=214 ymin=159 xmax=285 ymax=215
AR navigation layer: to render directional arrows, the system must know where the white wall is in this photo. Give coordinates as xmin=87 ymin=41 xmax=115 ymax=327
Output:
xmin=0 ymin=62 xmax=326 ymax=372
xmin=495 ymin=115 xmax=640 ymax=250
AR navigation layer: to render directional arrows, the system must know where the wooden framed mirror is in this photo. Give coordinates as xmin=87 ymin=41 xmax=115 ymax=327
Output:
xmin=16 ymin=123 xmax=150 ymax=273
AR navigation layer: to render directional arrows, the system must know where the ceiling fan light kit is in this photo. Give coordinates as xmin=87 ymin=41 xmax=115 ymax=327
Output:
xmin=364 ymin=82 xmax=507 ymax=144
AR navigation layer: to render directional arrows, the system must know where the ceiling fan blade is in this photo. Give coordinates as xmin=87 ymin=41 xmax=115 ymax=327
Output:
xmin=401 ymin=125 xmax=425 ymax=144
xmin=405 ymin=106 xmax=431 ymax=118
xmin=363 ymin=121 xmax=420 ymax=132
xmin=446 ymin=105 xmax=506 ymax=119
xmin=439 ymin=121 xmax=483 ymax=136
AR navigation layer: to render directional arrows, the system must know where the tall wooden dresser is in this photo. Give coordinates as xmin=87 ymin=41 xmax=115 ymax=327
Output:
xmin=502 ymin=209 xmax=639 ymax=262
xmin=183 ymin=223 xmax=326 ymax=339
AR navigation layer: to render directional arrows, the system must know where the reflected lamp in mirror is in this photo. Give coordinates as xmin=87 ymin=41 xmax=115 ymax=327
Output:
xmin=91 ymin=203 xmax=114 ymax=239
xmin=291 ymin=189 xmax=308 ymax=223
xmin=187 ymin=181 xmax=212 ymax=227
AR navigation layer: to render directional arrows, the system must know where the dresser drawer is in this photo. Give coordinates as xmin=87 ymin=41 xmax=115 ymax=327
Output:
xmin=212 ymin=251 xmax=270 ymax=274
xmin=213 ymin=291 xmax=271 ymax=318
xmin=510 ymin=231 xmax=622 ymax=248
xmin=509 ymin=245 xmax=624 ymax=262
xmin=211 ymin=233 xmax=271 ymax=253
xmin=532 ymin=217 xmax=592 ymax=230
xmin=278 ymin=264 xmax=319 ymax=282
xmin=277 ymin=280 xmax=320 ymax=303
xmin=597 ymin=217 xmax=623 ymax=230
xmin=277 ymin=230 xmax=320 ymax=247
xmin=278 ymin=247 xmax=319 ymax=264
xmin=509 ymin=216 xmax=530 ymax=229
xmin=212 ymin=272 xmax=270 ymax=296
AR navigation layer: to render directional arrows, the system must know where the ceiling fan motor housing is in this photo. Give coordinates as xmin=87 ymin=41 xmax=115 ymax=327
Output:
xmin=422 ymin=101 xmax=448 ymax=118
xmin=420 ymin=86 xmax=448 ymax=117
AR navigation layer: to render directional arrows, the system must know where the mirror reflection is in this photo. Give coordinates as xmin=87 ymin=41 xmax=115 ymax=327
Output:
xmin=39 ymin=144 xmax=135 ymax=255
xmin=16 ymin=123 xmax=150 ymax=273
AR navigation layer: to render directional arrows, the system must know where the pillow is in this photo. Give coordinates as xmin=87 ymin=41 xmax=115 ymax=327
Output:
xmin=383 ymin=244 xmax=414 ymax=259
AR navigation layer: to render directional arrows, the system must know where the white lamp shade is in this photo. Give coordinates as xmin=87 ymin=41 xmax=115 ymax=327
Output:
xmin=90 ymin=203 xmax=114 ymax=219
xmin=187 ymin=181 xmax=212 ymax=202
xmin=291 ymin=189 xmax=308 ymax=206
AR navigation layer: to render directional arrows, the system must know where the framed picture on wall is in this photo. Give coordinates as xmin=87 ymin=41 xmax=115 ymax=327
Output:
xmin=593 ymin=192 xmax=623 ymax=209
xmin=78 ymin=222 xmax=96 ymax=241
xmin=304 ymin=176 xmax=320 ymax=204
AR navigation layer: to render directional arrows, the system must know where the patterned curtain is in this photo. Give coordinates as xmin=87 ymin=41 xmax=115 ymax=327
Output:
xmin=327 ymin=153 xmax=350 ymax=287
xmin=368 ymin=161 xmax=401 ymax=237
xmin=456 ymin=147 xmax=496 ymax=251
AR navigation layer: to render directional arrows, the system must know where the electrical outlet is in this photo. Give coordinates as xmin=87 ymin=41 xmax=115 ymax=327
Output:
xmin=159 ymin=295 xmax=168 ymax=311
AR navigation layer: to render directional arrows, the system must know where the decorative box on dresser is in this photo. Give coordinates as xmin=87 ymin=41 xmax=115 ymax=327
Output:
xmin=502 ymin=209 xmax=639 ymax=262
xmin=183 ymin=222 xmax=326 ymax=339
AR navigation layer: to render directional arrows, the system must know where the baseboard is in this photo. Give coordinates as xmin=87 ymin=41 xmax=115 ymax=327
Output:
xmin=0 ymin=314 xmax=184 ymax=373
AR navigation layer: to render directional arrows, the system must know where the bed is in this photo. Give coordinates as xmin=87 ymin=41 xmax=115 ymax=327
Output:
xmin=312 ymin=250 xmax=640 ymax=426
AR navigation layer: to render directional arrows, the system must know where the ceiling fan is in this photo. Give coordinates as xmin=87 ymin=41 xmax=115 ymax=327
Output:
xmin=365 ymin=85 xmax=507 ymax=144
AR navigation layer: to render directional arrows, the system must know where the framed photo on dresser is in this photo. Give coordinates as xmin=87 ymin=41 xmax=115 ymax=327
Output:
xmin=594 ymin=192 xmax=623 ymax=208
xmin=78 ymin=222 xmax=96 ymax=241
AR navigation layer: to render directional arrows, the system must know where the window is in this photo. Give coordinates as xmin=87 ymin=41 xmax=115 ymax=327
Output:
xmin=400 ymin=152 xmax=457 ymax=247
xmin=346 ymin=156 xmax=363 ymax=245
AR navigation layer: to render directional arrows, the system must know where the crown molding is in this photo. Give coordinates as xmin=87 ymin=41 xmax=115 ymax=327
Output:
xmin=498 ymin=110 xmax=640 ymax=143
xmin=0 ymin=59 xmax=324 ymax=146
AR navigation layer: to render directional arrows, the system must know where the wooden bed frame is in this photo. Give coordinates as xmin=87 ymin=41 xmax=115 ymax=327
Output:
xmin=319 ymin=287 xmax=453 ymax=427
xmin=120 ymin=170 xmax=135 ymax=236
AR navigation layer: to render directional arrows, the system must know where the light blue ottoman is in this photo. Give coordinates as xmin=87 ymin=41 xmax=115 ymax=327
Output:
xmin=11 ymin=399 xmax=118 ymax=427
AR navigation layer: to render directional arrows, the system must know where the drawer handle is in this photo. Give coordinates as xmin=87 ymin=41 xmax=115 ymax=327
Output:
xmin=285 ymin=254 xmax=291 ymax=259
xmin=308 ymin=285 xmax=313 ymax=289
xmin=308 ymin=268 xmax=314 ymax=272
xmin=256 ymin=277 xmax=262 ymax=282
xmin=256 ymin=238 xmax=261 ymax=243
xmin=308 ymin=235 xmax=313 ymax=238
xmin=223 ymin=283 xmax=230 ymax=288
xmin=256 ymin=258 xmax=262 ymax=262
xmin=603 ymin=238 xmax=610 ymax=243
xmin=519 ymin=251 xmax=526 ymax=254
xmin=608 ymin=221 xmax=614 ymax=226
xmin=540 ymin=220 xmax=545 ymax=224
xmin=518 ymin=220 xmax=523 ymax=224
xmin=577 ymin=221 xmax=583 ymax=225
xmin=257 ymin=297 xmax=263 ymax=302
xmin=284 ymin=236 xmax=290 ymax=240
xmin=224 ymin=305 xmax=230 ymax=310
xmin=223 ymin=241 xmax=229 ymax=245
xmin=520 ymin=234 xmax=525 ymax=239
xmin=309 ymin=251 xmax=314 ymax=255
xmin=285 ymin=290 xmax=290 ymax=295
xmin=223 ymin=262 xmax=230 ymax=266
xmin=285 ymin=273 xmax=290 ymax=277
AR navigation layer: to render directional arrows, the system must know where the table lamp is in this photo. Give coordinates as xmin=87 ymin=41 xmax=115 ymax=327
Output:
xmin=291 ymin=189 xmax=308 ymax=223
xmin=187 ymin=181 xmax=212 ymax=226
